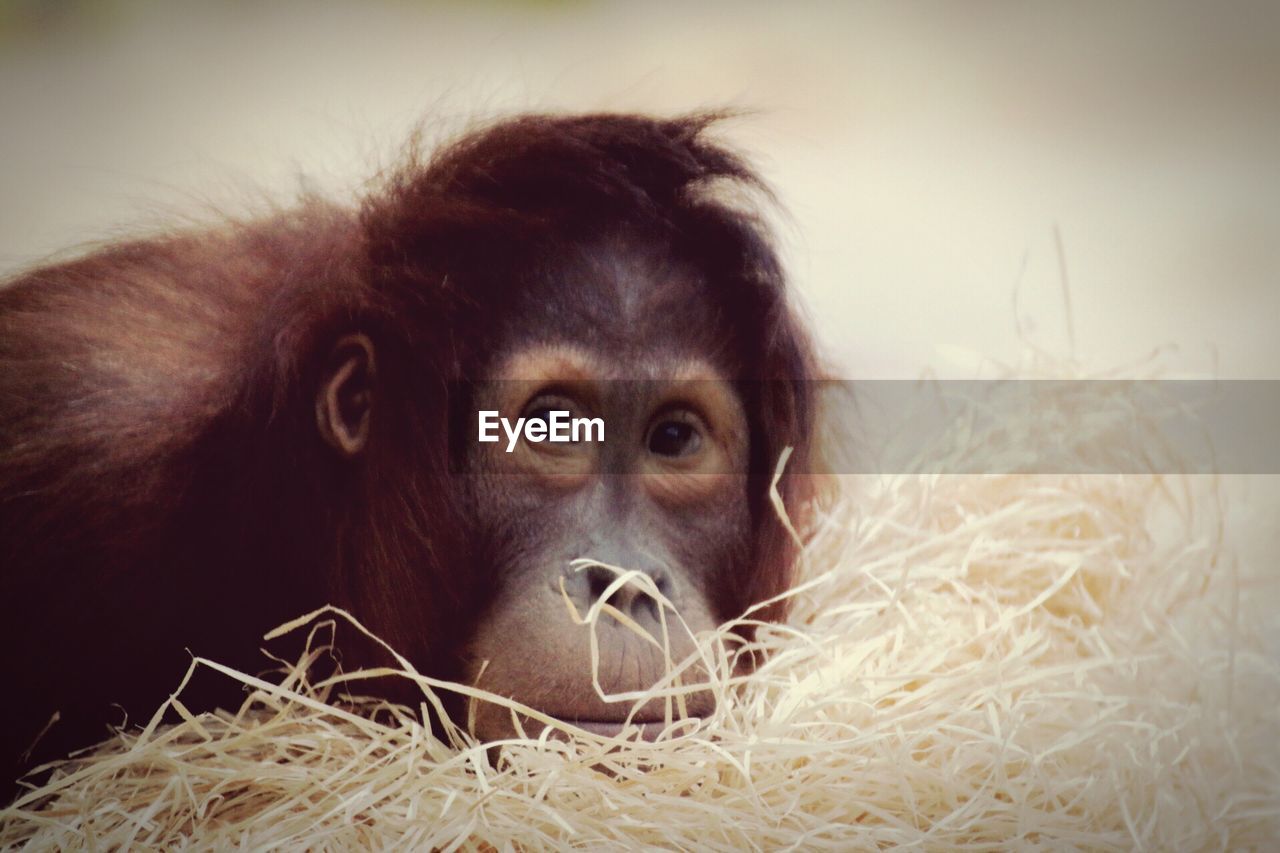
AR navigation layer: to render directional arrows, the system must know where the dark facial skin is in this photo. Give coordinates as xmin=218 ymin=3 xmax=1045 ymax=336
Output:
xmin=459 ymin=243 xmax=752 ymax=739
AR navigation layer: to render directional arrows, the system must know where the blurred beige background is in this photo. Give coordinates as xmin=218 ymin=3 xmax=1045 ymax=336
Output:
xmin=1 ymin=0 xmax=1278 ymax=378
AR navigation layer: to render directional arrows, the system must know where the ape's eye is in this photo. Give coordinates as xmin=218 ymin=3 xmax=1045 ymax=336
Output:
xmin=522 ymin=394 xmax=576 ymax=425
xmin=521 ymin=394 xmax=588 ymax=447
xmin=525 ymin=406 xmax=556 ymax=426
xmin=647 ymin=418 xmax=702 ymax=457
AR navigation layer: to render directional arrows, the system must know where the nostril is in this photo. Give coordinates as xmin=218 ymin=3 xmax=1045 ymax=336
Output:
xmin=586 ymin=565 xmax=615 ymax=603
xmin=636 ymin=590 xmax=661 ymax=624
xmin=581 ymin=564 xmax=671 ymax=621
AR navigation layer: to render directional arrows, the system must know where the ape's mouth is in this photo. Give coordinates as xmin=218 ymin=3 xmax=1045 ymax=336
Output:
xmin=569 ymin=716 xmax=704 ymax=741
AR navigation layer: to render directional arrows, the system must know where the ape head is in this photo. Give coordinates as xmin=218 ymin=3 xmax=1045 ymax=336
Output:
xmin=0 ymin=112 xmax=818 ymax=780
xmin=350 ymin=114 xmax=819 ymax=739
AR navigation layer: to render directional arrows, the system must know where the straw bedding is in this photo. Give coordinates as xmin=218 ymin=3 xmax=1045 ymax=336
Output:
xmin=2 ymin=377 xmax=1277 ymax=850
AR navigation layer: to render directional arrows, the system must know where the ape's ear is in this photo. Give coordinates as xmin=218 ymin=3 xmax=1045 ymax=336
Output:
xmin=316 ymin=333 xmax=376 ymax=457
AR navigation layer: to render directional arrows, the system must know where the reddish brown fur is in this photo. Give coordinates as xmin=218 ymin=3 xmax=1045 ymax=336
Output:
xmin=0 ymin=113 xmax=817 ymax=794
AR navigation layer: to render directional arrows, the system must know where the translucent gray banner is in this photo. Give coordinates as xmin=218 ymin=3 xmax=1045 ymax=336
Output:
xmin=834 ymin=380 xmax=1280 ymax=474
xmin=452 ymin=380 xmax=1280 ymax=474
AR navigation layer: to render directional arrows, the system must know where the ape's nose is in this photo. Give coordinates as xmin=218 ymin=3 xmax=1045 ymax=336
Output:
xmin=568 ymin=561 xmax=674 ymax=626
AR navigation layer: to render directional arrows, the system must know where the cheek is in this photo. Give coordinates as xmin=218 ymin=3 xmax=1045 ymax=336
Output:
xmin=638 ymin=419 xmax=748 ymax=508
xmin=467 ymin=418 xmax=596 ymax=490
xmin=607 ymin=481 xmax=753 ymax=614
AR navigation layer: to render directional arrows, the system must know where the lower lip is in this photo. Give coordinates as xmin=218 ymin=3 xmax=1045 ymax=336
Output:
xmin=570 ymin=718 xmax=703 ymax=741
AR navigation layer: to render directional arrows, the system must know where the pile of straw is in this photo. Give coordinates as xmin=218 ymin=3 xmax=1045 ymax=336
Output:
xmin=2 ymin=379 xmax=1277 ymax=849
